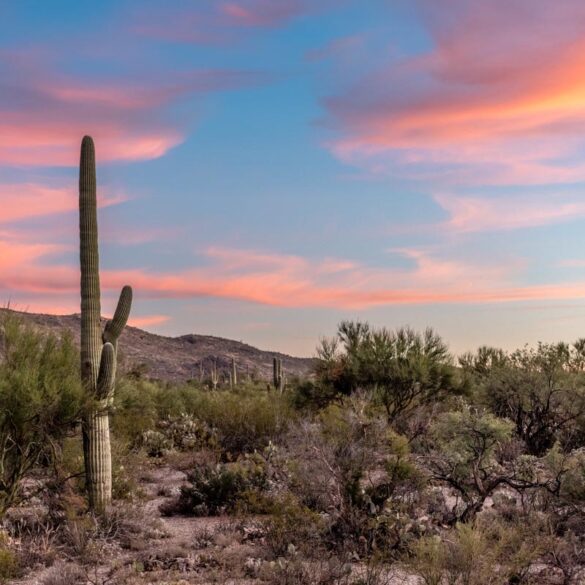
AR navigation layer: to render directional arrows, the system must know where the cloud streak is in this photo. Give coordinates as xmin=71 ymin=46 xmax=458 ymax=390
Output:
xmin=4 ymin=243 xmax=585 ymax=311
xmin=134 ymin=0 xmax=308 ymax=44
xmin=0 ymin=52 xmax=268 ymax=167
xmin=434 ymin=192 xmax=585 ymax=233
xmin=0 ymin=183 xmax=126 ymax=224
xmin=325 ymin=0 xmax=585 ymax=186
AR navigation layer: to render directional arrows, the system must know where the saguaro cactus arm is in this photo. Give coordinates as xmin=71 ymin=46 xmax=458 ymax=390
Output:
xmin=103 ymin=285 xmax=133 ymax=345
xmin=96 ymin=343 xmax=116 ymax=399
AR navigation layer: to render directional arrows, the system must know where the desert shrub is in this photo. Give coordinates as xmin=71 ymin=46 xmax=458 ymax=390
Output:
xmin=417 ymin=511 xmax=547 ymax=584
xmin=0 ymin=531 xmax=19 ymax=583
xmin=544 ymin=446 xmax=585 ymax=510
xmin=292 ymin=378 xmax=338 ymax=410
xmin=115 ymin=381 xmax=293 ymax=457
xmin=462 ymin=342 xmax=585 ymax=455
xmin=0 ymin=547 xmax=18 ymax=583
xmin=538 ymin=446 xmax=585 ymax=556
xmin=407 ymin=536 xmax=444 ymax=585
xmin=111 ymin=378 xmax=163 ymax=446
xmin=284 ymin=398 xmax=426 ymax=557
xmin=40 ymin=563 xmax=85 ymax=585
xmin=408 ymin=523 xmax=502 ymax=585
xmin=185 ymin=388 xmax=293 ymax=456
xmin=264 ymin=495 xmax=326 ymax=558
xmin=140 ymin=429 xmax=171 ymax=457
xmin=161 ymin=452 xmax=270 ymax=516
xmin=314 ymin=322 xmax=460 ymax=421
xmin=141 ymin=413 xmax=218 ymax=457
xmin=0 ymin=312 xmax=85 ymax=516
xmin=262 ymin=556 xmax=352 ymax=585
xmin=541 ymin=529 xmax=585 ymax=584
xmin=423 ymin=404 xmax=525 ymax=523
xmin=284 ymin=402 xmax=382 ymax=515
xmin=158 ymin=412 xmax=217 ymax=451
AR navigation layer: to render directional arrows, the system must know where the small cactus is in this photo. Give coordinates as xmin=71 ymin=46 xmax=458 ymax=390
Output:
xmin=79 ymin=136 xmax=132 ymax=513
xmin=210 ymin=359 xmax=219 ymax=390
xmin=273 ymin=357 xmax=285 ymax=393
xmin=230 ymin=357 xmax=238 ymax=388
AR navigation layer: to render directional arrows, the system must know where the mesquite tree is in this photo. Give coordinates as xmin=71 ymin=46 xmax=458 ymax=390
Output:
xmin=79 ymin=136 xmax=132 ymax=512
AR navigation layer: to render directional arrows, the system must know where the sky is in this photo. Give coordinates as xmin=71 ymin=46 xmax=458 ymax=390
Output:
xmin=3 ymin=0 xmax=585 ymax=357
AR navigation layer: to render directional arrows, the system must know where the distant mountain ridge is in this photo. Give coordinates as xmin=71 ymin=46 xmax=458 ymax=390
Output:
xmin=1 ymin=309 xmax=315 ymax=383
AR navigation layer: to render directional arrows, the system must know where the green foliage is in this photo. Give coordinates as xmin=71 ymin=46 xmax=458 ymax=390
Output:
xmin=284 ymin=398 xmax=427 ymax=556
xmin=114 ymin=380 xmax=293 ymax=456
xmin=111 ymin=378 xmax=161 ymax=446
xmin=408 ymin=516 xmax=546 ymax=585
xmin=0 ymin=313 xmax=84 ymax=516
xmin=0 ymin=547 xmax=18 ymax=583
xmin=162 ymin=453 xmax=270 ymax=516
xmin=264 ymin=495 xmax=326 ymax=558
xmin=463 ymin=342 xmax=585 ymax=455
xmin=141 ymin=413 xmax=217 ymax=457
xmin=409 ymin=523 xmax=501 ymax=585
xmin=425 ymin=404 xmax=515 ymax=522
xmin=188 ymin=388 xmax=293 ymax=455
xmin=314 ymin=321 xmax=459 ymax=421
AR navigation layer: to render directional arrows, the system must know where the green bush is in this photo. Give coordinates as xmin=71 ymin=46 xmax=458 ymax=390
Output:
xmin=111 ymin=378 xmax=163 ymax=447
xmin=0 ymin=547 xmax=19 ymax=583
xmin=113 ymin=380 xmax=293 ymax=457
xmin=0 ymin=313 xmax=84 ymax=516
xmin=264 ymin=495 xmax=326 ymax=558
xmin=183 ymin=388 xmax=293 ymax=456
xmin=161 ymin=452 xmax=270 ymax=516
xmin=407 ymin=516 xmax=546 ymax=585
xmin=424 ymin=404 xmax=515 ymax=523
xmin=462 ymin=342 xmax=585 ymax=455
xmin=140 ymin=413 xmax=217 ymax=457
xmin=314 ymin=321 xmax=461 ymax=421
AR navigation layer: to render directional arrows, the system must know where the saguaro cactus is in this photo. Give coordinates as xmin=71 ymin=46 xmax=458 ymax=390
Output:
xmin=273 ymin=357 xmax=285 ymax=393
xmin=210 ymin=359 xmax=219 ymax=390
xmin=230 ymin=357 xmax=238 ymax=388
xmin=79 ymin=136 xmax=132 ymax=513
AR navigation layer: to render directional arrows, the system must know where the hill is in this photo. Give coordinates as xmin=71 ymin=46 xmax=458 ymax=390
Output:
xmin=1 ymin=309 xmax=315 ymax=383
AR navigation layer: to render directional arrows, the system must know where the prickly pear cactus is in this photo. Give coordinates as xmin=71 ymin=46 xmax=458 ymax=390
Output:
xmin=79 ymin=136 xmax=132 ymax=512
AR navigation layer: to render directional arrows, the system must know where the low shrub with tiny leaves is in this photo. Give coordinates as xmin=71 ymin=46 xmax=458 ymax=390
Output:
xmin=161 ymin=452 xmax=271 ymax=516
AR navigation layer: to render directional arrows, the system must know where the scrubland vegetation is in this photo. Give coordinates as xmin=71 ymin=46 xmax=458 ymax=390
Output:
xmin=2 ymin=313 xmax=585 ymax=584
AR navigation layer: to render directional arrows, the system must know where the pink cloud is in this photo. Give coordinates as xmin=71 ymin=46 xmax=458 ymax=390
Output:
xmin=434 ymin=193 xmax=585 ymax=233
xmin=0 ymin=183 xmax=126 ymax=224
xmin=0 ymin=53 xmax=267 ymax=167
xmin=324 ymin=0 xmax=585 ymax=186
xmin=4 ymin=240 xmax=585 ymax=312
xmin=128 ymin=314 xmax=170 ymax=328
xmin=220 ymin=0 xmax=304 ymax=27
xmin=91 ymin=247 xmax=585 ymax=309
xmin=134 ymin=0 xmax=316 ymax=44
xmin=0 ymin=240 xmax=65 ymax=270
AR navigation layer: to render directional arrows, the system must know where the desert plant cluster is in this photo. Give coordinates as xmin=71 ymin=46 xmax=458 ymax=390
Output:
xmin=1 ymin=139 xmax=585 ymax=585
xmin=3 ymin=317 xmax=585 ymax=585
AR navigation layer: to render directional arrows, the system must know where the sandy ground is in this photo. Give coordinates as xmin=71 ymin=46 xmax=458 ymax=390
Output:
xmin=11 ymin=465 xmax=420 ymax=585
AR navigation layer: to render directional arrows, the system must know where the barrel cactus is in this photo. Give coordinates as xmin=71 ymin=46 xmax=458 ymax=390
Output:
xmin=79 ymin=136 xmax=132 ymax=512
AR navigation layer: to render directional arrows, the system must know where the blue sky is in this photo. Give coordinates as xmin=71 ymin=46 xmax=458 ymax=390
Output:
xmin=3 ymin=0 xmax=585 ymax=356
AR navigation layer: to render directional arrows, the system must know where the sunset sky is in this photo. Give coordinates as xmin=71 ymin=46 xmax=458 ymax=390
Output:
xmin=3 ymin=0 xmax=585 ymax=356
